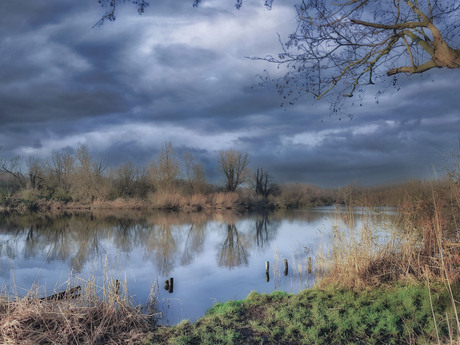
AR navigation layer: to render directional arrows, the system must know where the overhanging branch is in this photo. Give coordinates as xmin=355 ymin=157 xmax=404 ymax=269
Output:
xmin=386 ymin=59 xmax=438 ymax=75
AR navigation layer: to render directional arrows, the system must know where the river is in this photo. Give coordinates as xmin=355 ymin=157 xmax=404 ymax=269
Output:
xmin=0 ymin=206 xmax=395 ymax=324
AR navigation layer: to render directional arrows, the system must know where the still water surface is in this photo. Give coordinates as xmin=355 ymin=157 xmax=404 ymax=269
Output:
xmin=0 ymin=207 xmax=394 ymax=324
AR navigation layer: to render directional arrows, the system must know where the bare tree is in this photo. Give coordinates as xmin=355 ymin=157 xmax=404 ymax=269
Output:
xmin=0 ymin=155 xmax=27 ymax=189
xmin=47 ymin=151 xmax=75 ymax=194
xmin=96 ymin=0 xmax=459 ymax=105
xmin=253 ymin=168 xmax=273 ymax=198
xmin=114 ymin=161 xmax=138 ymax=198
xmin=219 ymin=149 xmax=250 ymax=192
xmin=75 ymin=145 xmax=108 ymax=201
xmin=149 ymin=142 xmax=180 ymax=193
xmin=256 ymin=0 xmax=460 ymax=106
xmin=183 ymin=152 xmax=207 ymax=194
xmin=26 ymin=157 xmax=44 ymax=190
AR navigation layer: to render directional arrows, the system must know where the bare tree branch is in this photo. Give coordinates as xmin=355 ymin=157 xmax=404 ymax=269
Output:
xmin=252 ymin=0 xmax=460 ymax=105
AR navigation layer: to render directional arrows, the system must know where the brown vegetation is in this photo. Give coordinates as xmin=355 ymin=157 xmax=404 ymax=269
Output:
xmin=0 ymin=143 xmax=335 ymax=213
xmin=320 ymin=174 xmax=460 ymax=289
xmin=1 ymin=147 xmax=459 ymax=344
xmin=0 ymin=281 xmax=156 ymax=345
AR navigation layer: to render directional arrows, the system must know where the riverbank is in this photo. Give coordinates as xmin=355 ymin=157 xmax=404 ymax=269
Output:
xmin=147 ymin=283 xmax=459 ymax=345
xmin=1 ymin=281 xmax=457 ymax=345
xmin=1 ymin=179 xmax=458 ymax=344
xmin=0 ymin=192 xmax=277 ymax=214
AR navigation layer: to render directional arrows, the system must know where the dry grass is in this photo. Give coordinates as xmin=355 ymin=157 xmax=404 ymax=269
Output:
xmin=148 ymin=192 xmax=186 ymax=210
xmin=0 ymin=280 xmax=157 ymax=345
xmin=92 ymin=198 xmax=148 ymax=209
xmin=208 ymin=192 xmax=239 ymax=209
xmin=318 ymin=175 xmax=460 ymax=343
xmin=319 ymin=167 xmax=460 ymax=288
xmin=318 ymin=206 xmax=410 ymax=288
xmin=1 ymin=190 xmax=246 ymax=213
xmin=146 ymin=191 xmax=240 ymax=211
xmin=320 ymin=206 xmax=459 ymax=288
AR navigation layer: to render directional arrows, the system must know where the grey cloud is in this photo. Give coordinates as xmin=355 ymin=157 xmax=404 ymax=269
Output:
xmin=0 ymin=0 xmax=459 ymax=187
xmin=154 ymin=44 xmax=217 ymax=68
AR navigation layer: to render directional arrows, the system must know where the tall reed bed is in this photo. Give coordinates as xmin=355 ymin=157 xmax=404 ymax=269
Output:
xmin=318 ymin=182 xmax=459 ymax=342
xmin=147 ymin=191 xmax=240 ymax=211
xmin=0 ymin=277 xmax=157 ymax=345
xmin=318 ymin=206 xmax=417 ymax=288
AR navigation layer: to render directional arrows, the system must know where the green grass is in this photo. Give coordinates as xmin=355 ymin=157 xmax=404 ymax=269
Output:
xmin=145 ymin=283 xmax=458 ymax=345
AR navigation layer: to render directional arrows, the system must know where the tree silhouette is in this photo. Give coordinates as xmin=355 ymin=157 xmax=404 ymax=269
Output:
xmin=255 ymin=0 xmax=460 ymax=106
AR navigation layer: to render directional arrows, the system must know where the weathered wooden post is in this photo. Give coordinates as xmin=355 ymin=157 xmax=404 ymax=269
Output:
xmin=265 ymin=272 xmax=270 ymax=282
xmin=168 ymin=277 xmax=174 ymax=293
xmin=307 ymin=257 xmax=312 ymax=274
xmin=283 ymin=259 xmax=288 ymax=276
xmin=265 ymin=261 xmax=269 ymax=273
xmin=164 ymin=280 xmax=170 ymax=291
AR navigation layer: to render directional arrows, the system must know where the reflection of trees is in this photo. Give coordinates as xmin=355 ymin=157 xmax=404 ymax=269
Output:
xmin=111 ymin=219 xmax=142 ymax=254
xmin=218 ymin=224 xmax=249 ymax=269
xmin=253 ymin=213 xmax=281 ymax=248
xmin=0 ymin=212 xmax=186 ymax=276
xmin=0 ymin=209 xmax=349 ymax=277
xmin=254 ymin=214 xmax=280 ymax=248
xmin=68 ymin=220 xmax=102 ymax=272
xmin=181 ymin=223 xmax=205 ymax=266
xmin=24 ymin=218 xmax=74 ymax=263
xmin=0 ymin=213 xmax=114 ymax=272
xmin=255 ymin=216 xmax=268 ymax=247
xmin=143 ymin=223 xmax=177 ymax=276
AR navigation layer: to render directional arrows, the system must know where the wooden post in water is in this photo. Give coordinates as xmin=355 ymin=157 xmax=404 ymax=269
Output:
xmin=307 ymin=257 xmax=312 ymax=274
xmin=283 ymin=259 xmax=288 ymax=276
xmin=265 ymin=272 xmax=269 ymax=282
xmin=265 ymin=261 xmax=269 ymax=273
xmin=164 ymin=280 xmax=170 ymax=291
xmin=168 ymin=277 xmax=174 ymax=293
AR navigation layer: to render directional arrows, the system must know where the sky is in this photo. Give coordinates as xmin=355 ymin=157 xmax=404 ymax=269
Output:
xmin=0 ymin=0 xmax=459 ymax=188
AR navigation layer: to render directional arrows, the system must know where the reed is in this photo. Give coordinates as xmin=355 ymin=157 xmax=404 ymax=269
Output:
xmin=209 ymin=192 xmax=239 ymax=209
xmin=0 ymin=277 xmax=157 ymax=345
xmin=318 ymin=176 xmax=460 ymax=343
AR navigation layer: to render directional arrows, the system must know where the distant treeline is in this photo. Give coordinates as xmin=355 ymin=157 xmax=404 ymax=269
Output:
xmin=1 ymin=143 xmax=459 ymax=215
xmin=0 ymin=143 xmax=337 ymax=212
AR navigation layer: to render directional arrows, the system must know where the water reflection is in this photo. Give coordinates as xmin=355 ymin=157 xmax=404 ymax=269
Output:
xmin=219 ymin=223 xmax=249 ymax=269
xmin=0 ymin=207 xmax=394 ymax=324
xmin=0 ymin=208 xmax=393 ymax=276
xmin=0 ymin=211 xmax=283 ymax=275
xmin=181 ymin=223 xmax=205 ymax=267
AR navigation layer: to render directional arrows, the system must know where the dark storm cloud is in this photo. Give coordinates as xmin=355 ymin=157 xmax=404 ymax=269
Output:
xmin=0 ymin=1 xmax=80 ymax=33
xmin=0 ymin=0 xmax=459 ymax=187
xmin=0 ymin=2 xmax=131 ymax=129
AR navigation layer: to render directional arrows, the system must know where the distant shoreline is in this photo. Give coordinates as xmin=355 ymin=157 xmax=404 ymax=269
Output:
xmin=0 ymin=192 xmax=284 ymax=214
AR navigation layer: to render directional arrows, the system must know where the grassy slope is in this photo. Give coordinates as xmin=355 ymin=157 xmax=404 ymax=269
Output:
xmin=146 ymin=284 xmax=459 ymax=345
